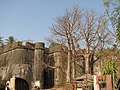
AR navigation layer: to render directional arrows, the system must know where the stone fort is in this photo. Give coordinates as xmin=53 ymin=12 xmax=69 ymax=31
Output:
xmin=0 ymin=41 xmax=104 ymax=89
xmin=0 ymin=42 xmax=68 ymax=89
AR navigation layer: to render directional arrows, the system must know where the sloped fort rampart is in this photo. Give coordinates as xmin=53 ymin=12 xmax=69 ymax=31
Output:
xmin=0 ymin=42 xmax=67 ymax=89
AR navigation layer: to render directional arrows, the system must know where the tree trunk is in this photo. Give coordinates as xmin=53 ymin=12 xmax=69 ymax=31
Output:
xmin=84 ymin=53 xmax=90 ymax=74
xmin=66 ymin=44 xmax=71 ymax=82
xmin=71 ymin=33 xmax=76 ymax=81
xmin=71 ymin=45 xmax=76 ymax=81
xmin=84 ymin=43 xmax=90 ymax=74
xmin=72 ymin=51 xmax=75 ymax=80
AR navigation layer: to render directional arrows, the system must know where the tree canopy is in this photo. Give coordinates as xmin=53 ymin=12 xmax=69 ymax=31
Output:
xmin=103 ymin=0 xmax=120 ymax=42
xmin=5 ymin=36 xmax=16 ymax=44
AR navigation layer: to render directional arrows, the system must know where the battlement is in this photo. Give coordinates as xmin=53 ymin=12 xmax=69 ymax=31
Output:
xmin=0 ymin=42 xmax=45 ymax=54
xmin=49 ymin=43 xmax=67 ymax=54
xmin=35 ymin=42 xmax=45 ymax=49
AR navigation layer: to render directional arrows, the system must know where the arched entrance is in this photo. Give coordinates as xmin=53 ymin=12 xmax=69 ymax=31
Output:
xmin=15 ymin=77 xmax=29 ymax=90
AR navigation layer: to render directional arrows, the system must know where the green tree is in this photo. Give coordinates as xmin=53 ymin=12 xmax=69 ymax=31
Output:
xmin=102 ymin=59 xmax=117 ymax=89
xmin=102 ymin=59 xmax=117 ymax=75
xmin=116 ymin=17 xmax=120 ymax=42
xmin=103 ymin=0 xmax=120 ymax=42
xmin=0 ymin=36 xmax=4 ymax=47
xmin=5 ymin=36 xmax=16 ymax=44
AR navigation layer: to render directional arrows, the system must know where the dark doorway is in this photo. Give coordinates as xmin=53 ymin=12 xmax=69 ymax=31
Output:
xmin=43 ymin=69 xmax=54 ymax=89
xmin=0 ymin=87 xmax=5 ymax=90
xmin=15 ymin=77 xmax=29 ymax=90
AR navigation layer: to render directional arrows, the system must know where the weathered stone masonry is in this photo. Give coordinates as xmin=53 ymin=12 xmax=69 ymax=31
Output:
xmin=0 ymin=42 xmax=67 ymax=89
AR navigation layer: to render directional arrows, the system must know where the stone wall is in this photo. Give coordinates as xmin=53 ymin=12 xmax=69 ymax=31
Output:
xmin=33 ymin=42 xmax=45 ymax=88
xmin=49 ymin=43 xmax=67 ymax=86
xmin=0 ymin=42 xmax=34 ymax=88
xmin=0 ymin=42 xmax=68 ymax=89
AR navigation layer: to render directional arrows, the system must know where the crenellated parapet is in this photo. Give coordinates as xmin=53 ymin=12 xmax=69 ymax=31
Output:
xmin=35 ymin=42 xmax=45 ymax=49
xmin=0 ymin=42 xmax=35 ymax=54
xmin=49 ymin=43 xmax=66 ymax=54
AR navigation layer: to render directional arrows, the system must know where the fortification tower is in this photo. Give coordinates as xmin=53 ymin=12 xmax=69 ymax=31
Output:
xmin=0 ymin=42 xmax=34 ymax=88
xmin=33 ymin=42 xmax=45 ymax=88
xmin=49 ymin=43 xmax=67 ymax=86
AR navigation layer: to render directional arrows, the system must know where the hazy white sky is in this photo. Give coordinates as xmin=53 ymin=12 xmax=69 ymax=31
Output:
xmin=0 ymin=0 xmax=105 ymax=44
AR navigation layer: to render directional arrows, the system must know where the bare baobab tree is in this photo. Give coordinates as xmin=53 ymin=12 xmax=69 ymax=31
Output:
xmin=47 ymin=5 xmax=111 ymax=83
xmin=76 ymin=10 xmax=111 ymax=74
xmin=47 ymin=5 xmax=82 ymax=82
